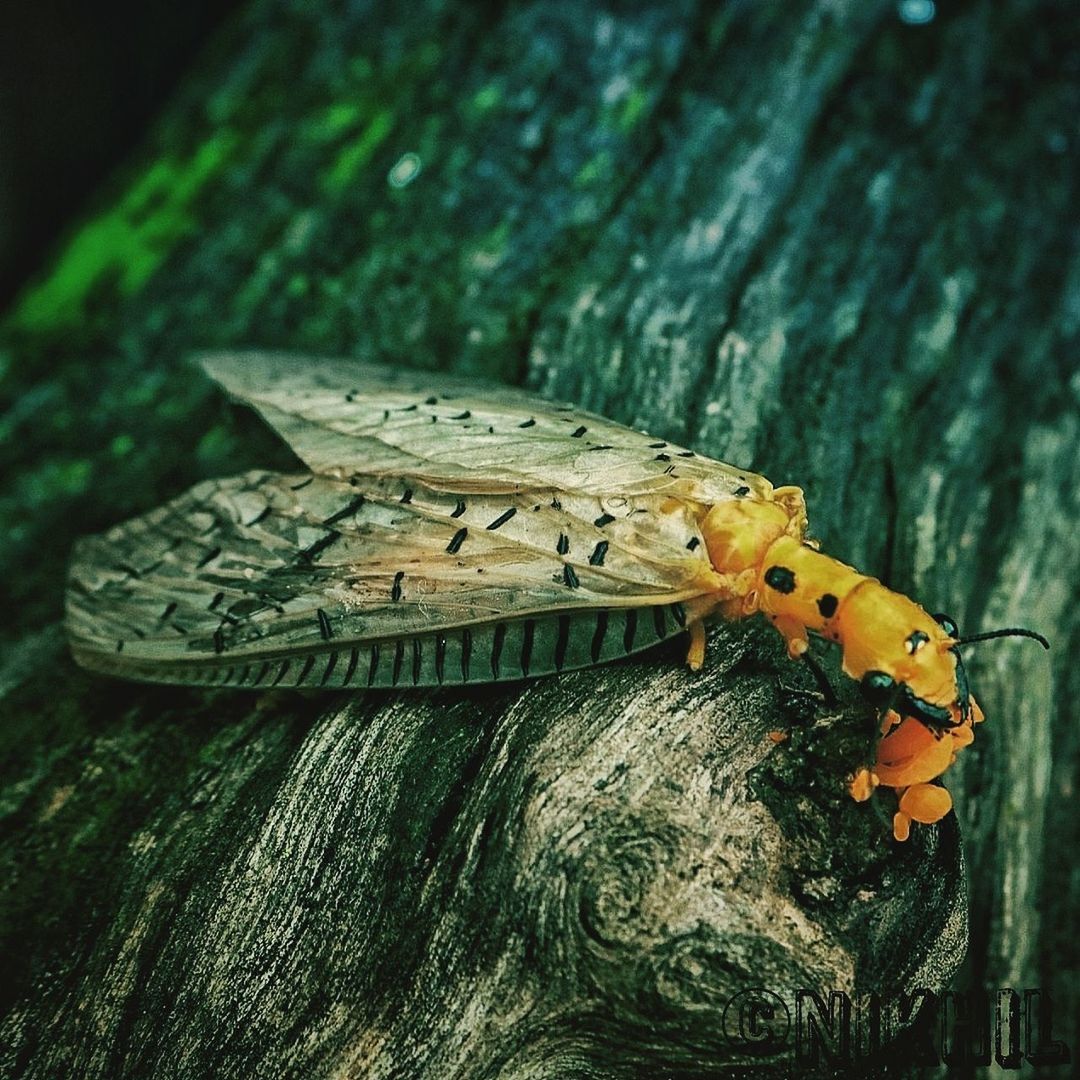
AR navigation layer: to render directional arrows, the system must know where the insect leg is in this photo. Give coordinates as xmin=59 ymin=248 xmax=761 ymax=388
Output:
xmin=799 ymin=651 xmax=838 ymax=707
xmin=685 ymin=621 xmax=707 ymax=671
xmin=771 ymin=615 xmax=811 ymax=659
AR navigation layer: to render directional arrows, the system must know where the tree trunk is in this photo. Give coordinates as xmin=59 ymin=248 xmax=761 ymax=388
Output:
xmin=1 ymin=1 xmax=1075 ymax=1076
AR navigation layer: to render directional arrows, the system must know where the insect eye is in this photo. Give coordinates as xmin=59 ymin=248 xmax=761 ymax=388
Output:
xmin=905 ymin=630 xmax=930 ymax=655
xmin=933 ymin=612 xmax=959 ymax=637
xmin=860 ymin=670 xmax=896 ymax=704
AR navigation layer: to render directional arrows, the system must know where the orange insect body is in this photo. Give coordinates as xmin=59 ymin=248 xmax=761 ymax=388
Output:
xmin=689 ymin=492 xmax=976 ymax=839
xmin=848 ymin=695 xmax=986 ymax=840
xmin=694 ymin=496 xmax=965 ymax=717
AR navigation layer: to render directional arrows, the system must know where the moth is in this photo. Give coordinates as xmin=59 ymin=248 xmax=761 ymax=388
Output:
xmin=67 ymin=353 xmax=1046 ymax=837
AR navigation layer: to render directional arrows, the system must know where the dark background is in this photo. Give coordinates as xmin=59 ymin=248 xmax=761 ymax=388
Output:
xmin=0 ymin=1 xmax=242 ymax=306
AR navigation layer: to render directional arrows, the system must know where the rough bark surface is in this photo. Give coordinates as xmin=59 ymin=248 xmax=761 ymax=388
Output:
xmin=1 ymin=1 xmax=1076 ymax=1077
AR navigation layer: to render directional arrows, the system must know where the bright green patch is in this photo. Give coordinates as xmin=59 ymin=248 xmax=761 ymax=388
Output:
xmin=110 ymin=434 xmax=135 ymax=457
xmin=617 ymin=86 xmax=651 ymax=132
xmin=471 ymin=83 xmax=503 ymax=114
xmin=286 ymin=273 xmax=310 ymax=298
xmin=574 ymin=150 xmax=614 ymax=189
xmin=8 ymin=132 xmax=237 ymax=334
xmin=321 ymin=110 xmax=396 ymax=194
xmin=18 ymin=458 xmax=93 ymax=506
xmin=315 ymin=102 xmax=366 ymax=138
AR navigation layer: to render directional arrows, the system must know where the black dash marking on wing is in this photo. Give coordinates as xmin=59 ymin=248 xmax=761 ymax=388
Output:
xmin=297 ymin=655 xmax=316 ymax=685
xmin=460 ymin=628 xmax=472 ymax=682
xmin=591 ymin=611 xmax=609 ymax=662
xmin=563 ymin=565 xmax=580 ymax=589
xmin=648 ymin=441 xmax=667 ymax=449
xmin=551 ymin=498 xmax=562 ymax=511
xmin=323 ymin=495 xmax=366 ymax=527
xmin=519 ymin=418 xmax=536 ymax=428
xmin=654 ymin=453 xmax=671 ymax=462
xmin=491 ymin=622 xmax=507 ymax=679
xmin=571 ymin=425 xmax=587 ymax=438
xmin=270 ymin=660 xmax=291 ymax=686
xmin=400 ymin=488 xmax=413 ymax=504
xmin=677 ymin=451 xmax=695 ymax=458
xmin=218 ymin=667 xmax=235 ymax=686
xmin=252 ymin=661 xmax=272 ymax=686
xmin=320 ymin=652 xmax=339 ymax=686
xmin=653 ymin=606 xmax=667 ymax=639
xmin=446 ymin=527 xmax=468 ymax=554
xmin=290 ymin=476 xmax=315 ymax=490
xmin=664 ymin=465 xmax=677 ymax=475
xmin=209 ymin=592 xmax=225 ymax=611
xmin=686 ymin=537 xmax=701 ymax=551
xmin=554 ymin=614 xmax=571 ymax=671
xmin=734 ymin=485 xmax=750 ymax=497
xmin=589 ymin=540 xmax=609 ymax=566
xmin=196 ymin=546 xmax=221 ymax=568
xmin=587 ymin=444 xmax=613 ymax=451
xmin=594 ymin=513 xmax=615 ymax=527
xmin=248 ymin=506 xmax=273 ymax=526
xmin=159 ymin=601 xmax=178 ymax=621
xmin=521 ymin=619 xmax=536 ymax=676
xmin=451 ymin=410 xmax=472 ymax=420
xmin=391 ymin=571 xmax=405 ymax=602
xmin=213 ymin=629 xmax=226 ymax=654
xmin=412 ymin=639 xmax=422 ymax=685
xmin=317 ymin=608 xmax=333 ymax=640
xmin=451 ymin=500 xmax=467 ymax=518
xmin=487 ymin=507 xmax=517 ymax=531
xmin=425 ymin=396 xmax=438 ymax=405
xmin=400 ymin=403 xmax=418 ymax=412
xmin=392 ymin=640 xmax=404 ymax=686
xmin=116 ymin=640 xmax=124 ymax=653
xmin=365 ymin=644 xmax=379 ymax=687
xmin=435 ymin=635 xmax=447 ymax=684
xmin=300 ymin=531 xmax=340 ymax=563
xmin=623 ymin=610 xmax=638 ymax=653
xmin=236 ymin=664 xmax=252 ymax=686
xmin=671 ymin=602 xmax=687 ymax=627
xmin=556 ymin=533 xmax=570 ymax=555
xmin=342 ymin=647 xmax=359 ymax=686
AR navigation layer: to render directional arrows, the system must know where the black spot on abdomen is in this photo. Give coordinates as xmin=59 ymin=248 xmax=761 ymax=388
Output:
xmin=816 ymin=593 xmax=838 ymax=618
xmin=764 ymin=566 xmax=797 ymax=594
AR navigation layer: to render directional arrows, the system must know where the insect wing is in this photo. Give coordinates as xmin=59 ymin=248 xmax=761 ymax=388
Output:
xmin=198 ymin=351 xmax=774 ymax=504
xmin=66 ymin=469 xmax=716 ymax=678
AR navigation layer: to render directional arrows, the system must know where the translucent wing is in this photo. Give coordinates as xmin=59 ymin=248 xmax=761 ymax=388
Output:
xmin=198 ymin=351 xmax=775 ymax=504
xmin=67 ymin=469 xmax=722 ymax=682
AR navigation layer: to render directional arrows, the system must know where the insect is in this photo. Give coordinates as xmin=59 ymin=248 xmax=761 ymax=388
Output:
xmin=67 ymin=353 xmax=1047 ymax=836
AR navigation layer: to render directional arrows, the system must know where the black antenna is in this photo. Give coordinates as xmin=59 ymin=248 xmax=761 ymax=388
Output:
xmin=954 ymin=627 xmax=1050 ymax=650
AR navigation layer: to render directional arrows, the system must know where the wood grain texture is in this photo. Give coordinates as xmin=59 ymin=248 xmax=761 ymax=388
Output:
xmin=1 ymin=0 xmax=1076 ymax=1076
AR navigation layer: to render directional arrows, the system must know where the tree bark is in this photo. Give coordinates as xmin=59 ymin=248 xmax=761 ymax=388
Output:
xmin=1 ymin=1 xmax=1076 ymax=1076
